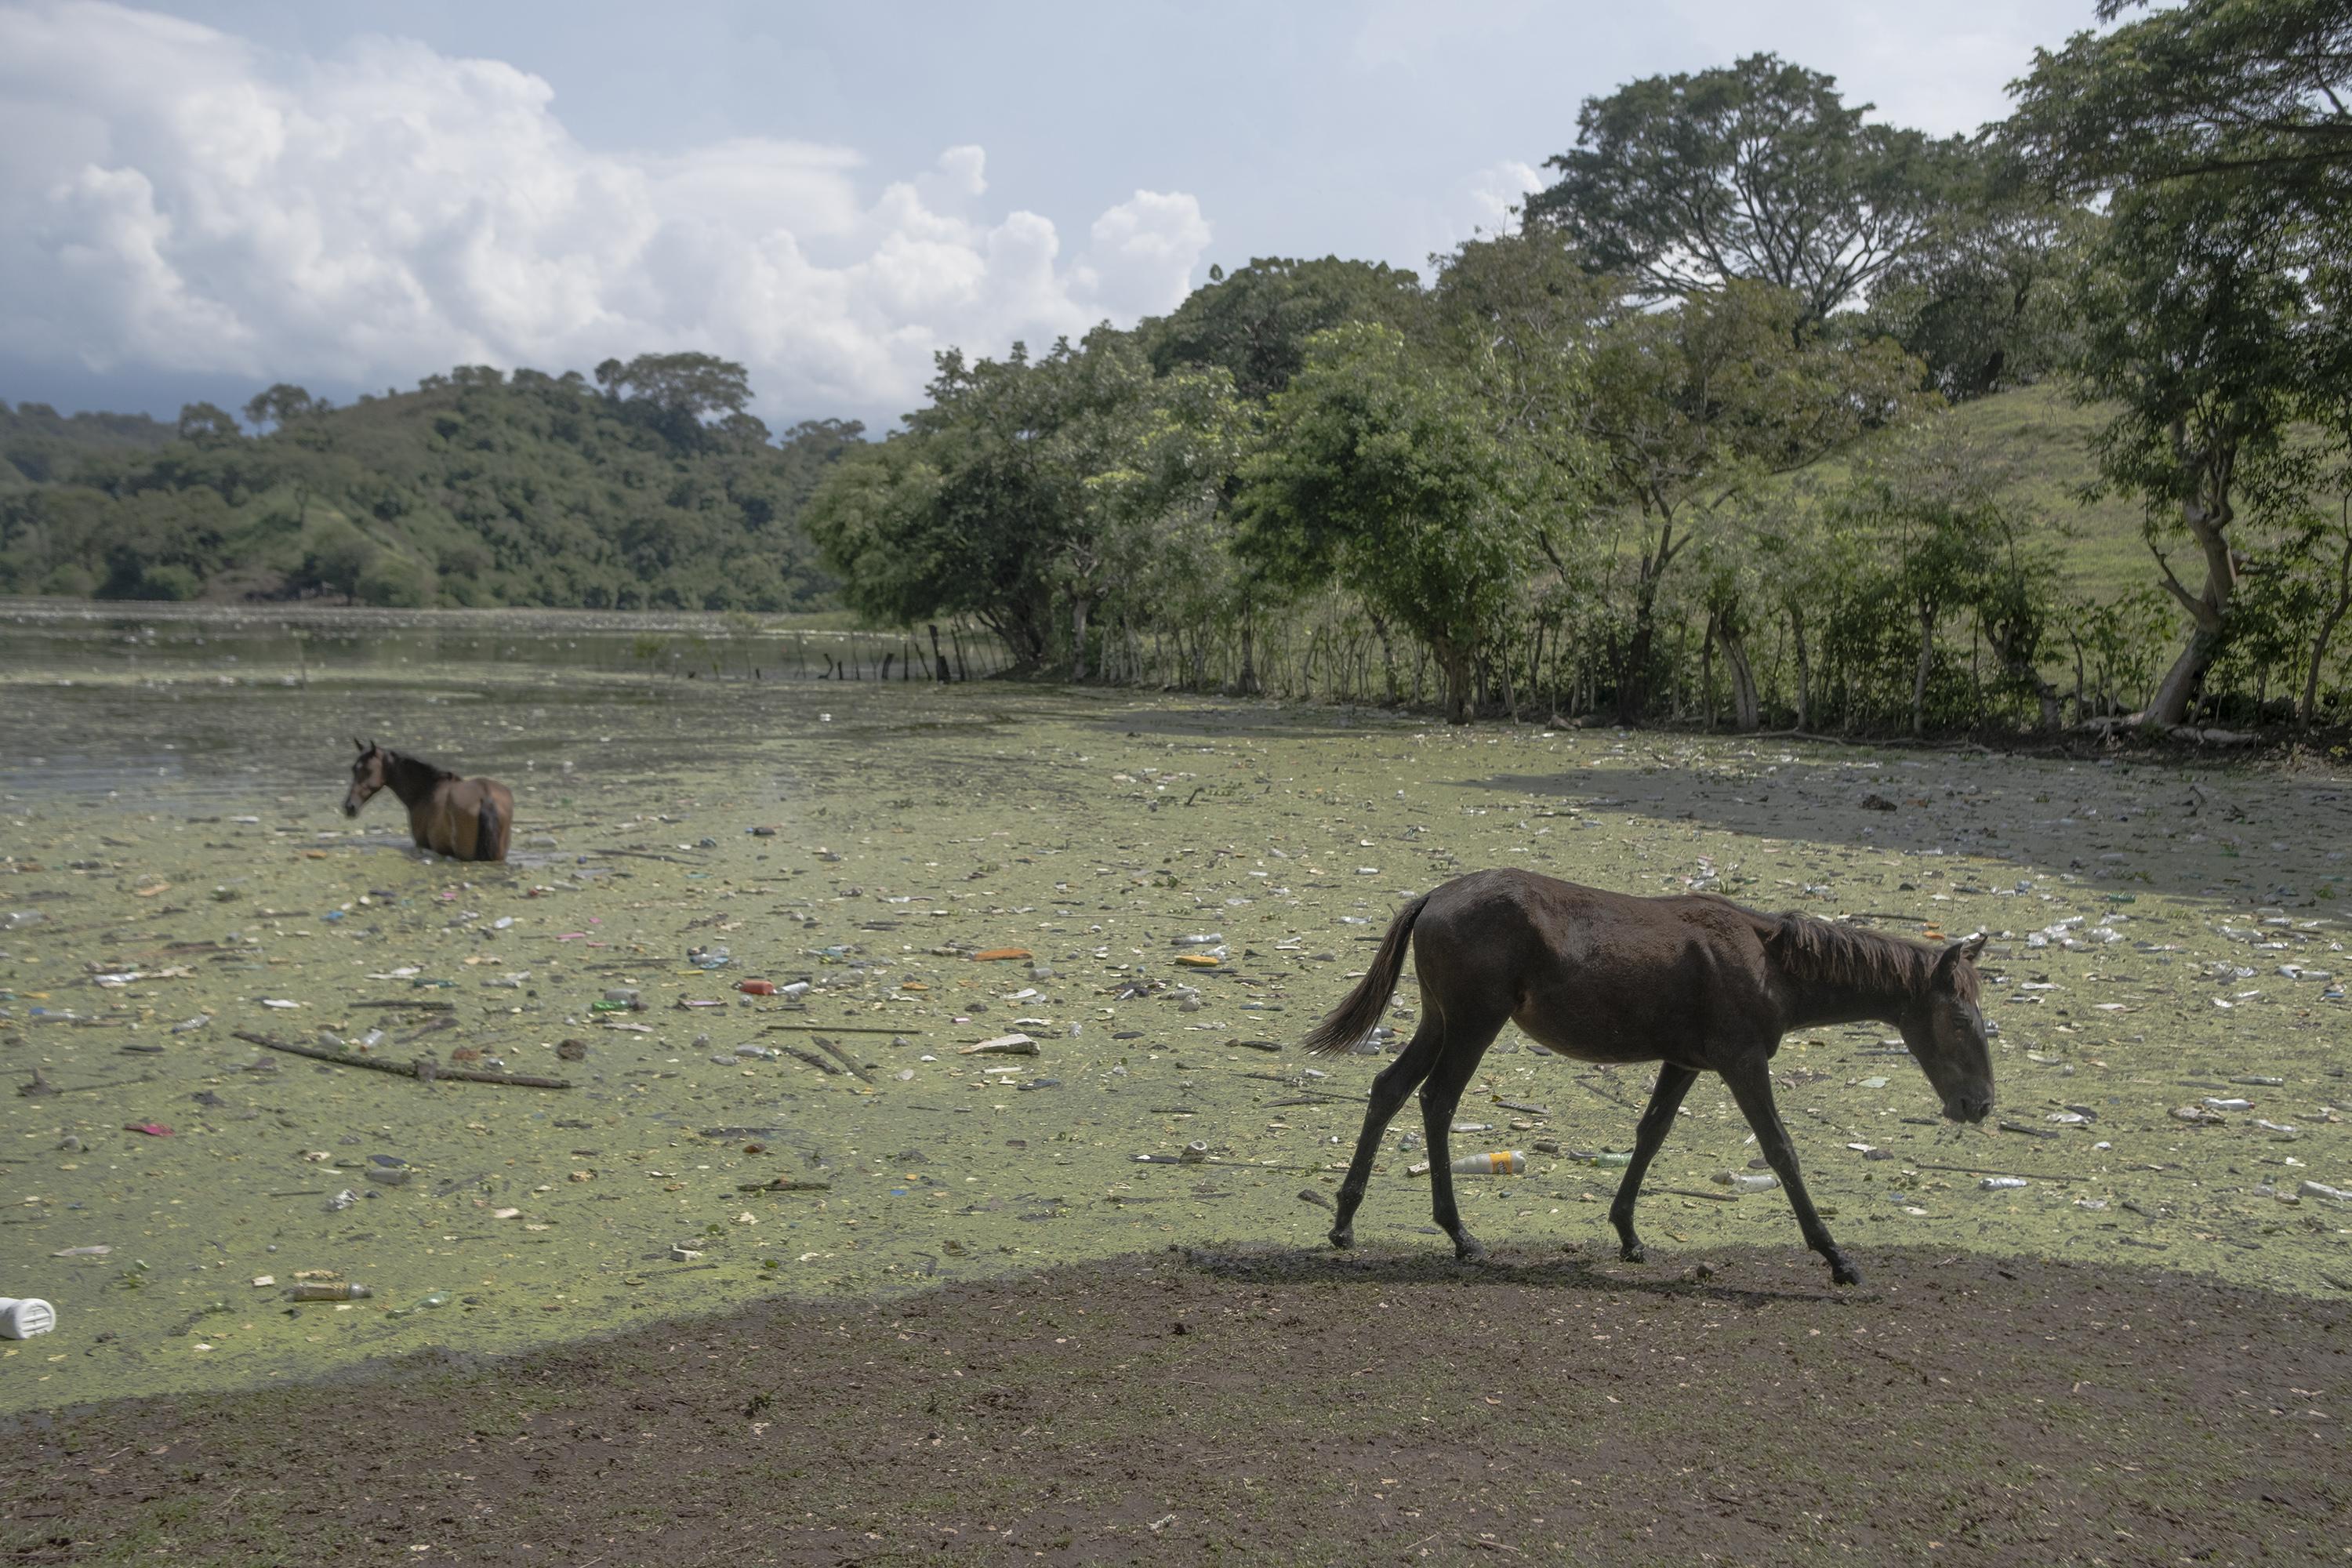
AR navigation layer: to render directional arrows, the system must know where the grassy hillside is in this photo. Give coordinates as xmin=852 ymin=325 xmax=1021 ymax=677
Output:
xmin=0 ymin=364 xmax=862 ymax=610
xmin=1944 ymin=383 xmax=2154 ymax=603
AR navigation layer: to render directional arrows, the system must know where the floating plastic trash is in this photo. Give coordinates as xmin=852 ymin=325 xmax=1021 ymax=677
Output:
xmin=0 ymin=1298 xmax=57 ymax=1338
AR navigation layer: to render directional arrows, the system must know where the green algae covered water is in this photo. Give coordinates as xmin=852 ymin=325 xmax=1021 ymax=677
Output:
xmin=2 ymin=601 xmax=2347 ymax=1408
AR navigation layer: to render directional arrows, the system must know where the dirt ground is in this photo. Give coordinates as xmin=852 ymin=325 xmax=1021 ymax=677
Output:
xmin=3 ymin=1241 xmax=2344 ymax=1568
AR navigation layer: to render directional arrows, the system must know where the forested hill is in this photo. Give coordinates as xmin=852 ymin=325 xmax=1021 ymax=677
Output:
xmin=0 ymin=402 xmax=176 ymax=487
xmin=0 ymin=354 xmax=861 ymax=610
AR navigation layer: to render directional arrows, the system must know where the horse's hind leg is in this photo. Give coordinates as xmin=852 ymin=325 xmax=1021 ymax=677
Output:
xmin=1327 ymin=1022 xmax=1443 ymax=1250
xmin=1719 ymin=1051 xmax=1862 ymax=1287
xmin=1417 ymin=1011 xmax=1508 ymax=1261
xmin=1610 ymin=1062 xmax=1697 ymax=1263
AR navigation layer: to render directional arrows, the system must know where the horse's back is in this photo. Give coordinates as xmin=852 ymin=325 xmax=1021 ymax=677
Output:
xmin=1414 ymin=869 xmax=1776 ymax=1062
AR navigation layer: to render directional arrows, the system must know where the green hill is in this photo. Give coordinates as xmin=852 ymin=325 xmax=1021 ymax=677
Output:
xmin=0 ymin=360 xmax=862 ymax=610
xmin=0 ymin=401 xmax=176 ymax=495
xmin=1942 ymin=384 xmax=2154 ymax=604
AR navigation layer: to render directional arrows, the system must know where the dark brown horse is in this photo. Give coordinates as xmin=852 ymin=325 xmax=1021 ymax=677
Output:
xmin=343 ymin=740 xmax=513 ymax=862
xmin=1305 ymin=869 xmax=1993 ymax=1286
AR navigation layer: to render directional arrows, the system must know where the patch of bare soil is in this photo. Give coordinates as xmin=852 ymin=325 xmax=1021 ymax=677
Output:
xmin=2 ymin=1245 xmax=2345 ymax=1567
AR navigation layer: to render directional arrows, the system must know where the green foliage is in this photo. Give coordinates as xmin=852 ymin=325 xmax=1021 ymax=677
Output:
xmin=0 ymin=360 xmax=859 ymax=611
xmin=807 ymin=328 xmax=1245 ymax=673
xmin=1145 ymin=256 xmax=1425 ymax=402
xmin=1236 ymin=322 xmax=1533 ymax=721
xmin=1 ymin=400 xmax=175 ymax=486
xmin=1864 ymin=202 xmax=2098 ymax=401
xmin=356 ymin=550 xmax=435 ymax=608
xmin=1527 ymin=53 xmax=1973 ymax=329
xmin=2004 ymin=0 xmax=2350 ymax=211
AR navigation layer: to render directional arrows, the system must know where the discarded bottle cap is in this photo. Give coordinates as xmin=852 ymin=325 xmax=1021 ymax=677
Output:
xmin=289 ymin=1282 xmax=372 ymax=1301
xmin=1179 ymin=1140 xmax=1210 ymax=1163
xmin=1450 ymin=1150 xmax=1526 ymax=1176
xmin=0 ymin=1298 xmax=57 ymax=1338
xmin=1980 ymin=1176 xmax=2030 ymax=1191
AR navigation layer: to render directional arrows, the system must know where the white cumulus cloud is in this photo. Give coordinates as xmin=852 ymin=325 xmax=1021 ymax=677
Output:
xmin=0 ymin=2 xmax=1213 ymax=426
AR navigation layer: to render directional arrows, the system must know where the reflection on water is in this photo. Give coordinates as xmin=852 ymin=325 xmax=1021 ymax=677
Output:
xmin=0 ymin=600 xmax=1003 ymax=807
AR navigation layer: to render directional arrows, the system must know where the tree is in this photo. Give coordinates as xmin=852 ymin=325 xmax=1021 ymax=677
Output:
xmin=1581 ymin=282 xmax=1928 ymax=720
xmin=1235 ymin=322 xmax=1528 ymax=723
xmin=242 ymin=383 xmax=324 ymax=431
xmin=593 ymin=352 xmax=754 ymax=446
xmin=2004 ymin=0 xmax=2350 ymax=211
xmin=356 ymin=550 xmax=435 ymax=608
xmin=176 ymin=401 xmax=243 ymax=445
xmin=302 ymin=519 xmax=379 ymax=604
xmin=1528 ymin=53 xmax=1972 ymax=332
xmin=2068 ymin=180 xmax=2306 ymax=726
xmin=808 ymin=329 xmax=1244 ymax=673
xmin=1864 ymin=201 xmax=2096 ymax=401
xmin=1145 ymin=256 xmax=1425 ymax=402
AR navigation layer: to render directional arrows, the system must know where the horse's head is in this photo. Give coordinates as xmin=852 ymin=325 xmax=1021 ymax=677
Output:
xmin=344 ymin=739 xmax=387 ymax=818
xmin=1901 ymin=933 xmax=1994 ymax=1123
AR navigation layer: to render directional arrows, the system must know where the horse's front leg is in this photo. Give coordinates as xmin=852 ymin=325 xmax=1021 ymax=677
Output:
xmin=1719 ymin=1051 xmax=1861 ymax=1287
xmin=1610 ymin=1062 xmax=1698 ymax=1263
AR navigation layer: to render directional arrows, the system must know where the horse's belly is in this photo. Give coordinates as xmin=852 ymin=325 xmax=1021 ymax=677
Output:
xmin=1512 ymin=991 xmax=1712 ymax=1069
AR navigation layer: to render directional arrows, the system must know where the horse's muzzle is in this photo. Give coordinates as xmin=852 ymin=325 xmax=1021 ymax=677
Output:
xmin=342 ymin=800 xmax=359 ymax=818
xmin=1944 ymin=1092 xmax=1993 ymax=1124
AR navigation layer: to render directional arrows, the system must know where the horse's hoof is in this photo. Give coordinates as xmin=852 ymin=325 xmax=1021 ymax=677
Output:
xmin=1831 ymin=1258 xmax=1864 ymax=1287
xmin=1454 ymin=1236 xmax=1487 ymax=1263
xmin=1327 ymin=1227 xmax=1353 ymax=1251
xmin=1619 ymin=1241 xmax=1647 ymax=1264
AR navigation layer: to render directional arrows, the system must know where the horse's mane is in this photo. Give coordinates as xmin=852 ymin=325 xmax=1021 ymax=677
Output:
xmin=1763 ymin=911 xmax=1947 ymax=1000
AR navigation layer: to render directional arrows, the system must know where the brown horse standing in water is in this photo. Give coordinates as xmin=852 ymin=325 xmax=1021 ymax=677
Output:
xmin=1305 ymin=869 xmax=1994 ymax=1287
xmin=343 ymin=740 xmax=513 ymax=862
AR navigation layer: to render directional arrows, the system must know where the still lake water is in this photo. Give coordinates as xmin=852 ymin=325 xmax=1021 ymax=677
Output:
xmin=2 ymin=600 xmax=2346 ymax=1409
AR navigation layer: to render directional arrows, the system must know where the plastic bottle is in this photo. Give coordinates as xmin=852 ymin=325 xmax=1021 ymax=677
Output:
xmin=289 ymin=1282 xmax=372 ymax=1301
xmin=1450 ymin=1150 xmax=1526 ymax=1176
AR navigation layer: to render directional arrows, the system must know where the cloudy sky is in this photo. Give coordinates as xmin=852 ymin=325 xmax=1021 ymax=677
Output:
xmin=0 ymin=0 xmax=2098 ymax=432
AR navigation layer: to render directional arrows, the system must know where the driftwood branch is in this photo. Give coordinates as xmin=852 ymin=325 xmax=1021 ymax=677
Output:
xmin=231 ymin=1030 xmax=570 ymax=1089
xmin=812 ymin=1036 xmax=875 ymax=1083
xmin=775 ymin=1044 xmax=844 ymax=1076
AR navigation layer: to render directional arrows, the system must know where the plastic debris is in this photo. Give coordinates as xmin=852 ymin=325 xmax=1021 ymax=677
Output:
xmin=289 ymin=1282 xmax=372 ymax=1301
xmin=959 ymin=1033 xmax=1039 ymax=1056
xmin=1450 ymin=1150 xmax=1526 ymax=1176
xmin=0 ymin=1298 xmax=58 ymax=1338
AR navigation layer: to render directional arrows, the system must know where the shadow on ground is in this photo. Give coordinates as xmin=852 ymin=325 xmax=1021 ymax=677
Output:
xmin=5 ymin=1244 xmax=2343 ymax=1567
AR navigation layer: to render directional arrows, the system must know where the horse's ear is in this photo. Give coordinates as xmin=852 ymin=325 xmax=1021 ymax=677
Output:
xmin=354 ymin=738 xmax=365 ymax=753
xmin=1936 ymin=932 xmax=1987 ymax=983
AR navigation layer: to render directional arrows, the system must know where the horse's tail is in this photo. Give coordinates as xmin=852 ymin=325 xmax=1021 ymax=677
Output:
xmin=1301 ymin=893 xmax=1428 ymax=1057
xmin=477 ymin=798 xmax=503 ymax=862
